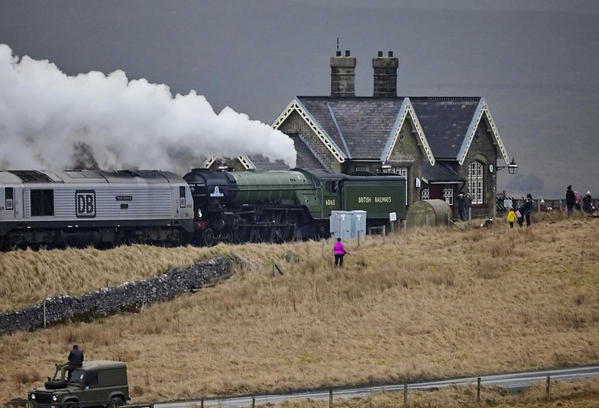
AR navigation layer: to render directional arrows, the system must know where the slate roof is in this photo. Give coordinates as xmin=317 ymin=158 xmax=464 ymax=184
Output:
xmin=421 ymin=161 xmax=464 ymax=183
xmin=246 ymin=154 xmax=287 ymax=171
xmin=409 ymin=97 xmax=481 ymax=160
xmin=297 ymin=96 xmax=406 ymax=159
xmin=248 ymin=135 xmax=326 ymax=171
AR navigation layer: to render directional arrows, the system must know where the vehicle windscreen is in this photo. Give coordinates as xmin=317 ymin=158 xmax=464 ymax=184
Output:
xmin=69 ymin=369 xmax=86 ymax=384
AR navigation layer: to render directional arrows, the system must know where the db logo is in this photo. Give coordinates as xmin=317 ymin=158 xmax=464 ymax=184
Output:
xmin=75 ymin=190 xmax=96 ymax=218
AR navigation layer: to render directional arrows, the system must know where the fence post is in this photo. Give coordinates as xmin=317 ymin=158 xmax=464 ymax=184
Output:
xmin=200 ymin=398 xmax=204 ymax=408
xmin=43 ymin=301 xmax=46 ymax=329
xmin=468 ymin=207 xmax=472 ymax=223
xmin=357 ymin=231 xmax=360 ymax=247
xmin=404 ymin=379 xmax=408 ymax=407
xmin=252 ymin=396 xmax=255 ymax=408
xmin=546 ymin=376 xmax=551 ymax=398
xmin=477 ymin=377 xmax=481 ymax=402
xmin=329 ymin=388 xmax=333 ymax=408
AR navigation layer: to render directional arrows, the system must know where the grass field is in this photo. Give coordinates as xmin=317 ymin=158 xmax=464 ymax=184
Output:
xmin=1 ymin=213 xmax=598 ymax=405
xmin=272 ymin=378 xmax=599 ymax=408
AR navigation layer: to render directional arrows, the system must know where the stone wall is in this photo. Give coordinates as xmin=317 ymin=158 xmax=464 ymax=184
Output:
xmin=0 ymin=257 xmax=231 ymax=335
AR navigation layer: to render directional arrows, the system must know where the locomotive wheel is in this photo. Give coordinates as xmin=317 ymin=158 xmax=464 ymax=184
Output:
xmin=249 ymin=228 xmax=263 ymax=243
xmin=203 ymin=228 xmax=215 ymax=246
xmin=269 ymin=227 xmax=284 ymax=244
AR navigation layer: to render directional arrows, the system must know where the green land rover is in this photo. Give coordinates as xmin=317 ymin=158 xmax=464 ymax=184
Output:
xmin=27 ymin=360 xmax=129 ymax=408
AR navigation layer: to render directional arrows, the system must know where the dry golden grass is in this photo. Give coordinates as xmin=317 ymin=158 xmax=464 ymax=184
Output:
xmin=1 ymin=215 xmax=598 ymax=406
xmin=272 ymin=378 xmax=599 ymax=408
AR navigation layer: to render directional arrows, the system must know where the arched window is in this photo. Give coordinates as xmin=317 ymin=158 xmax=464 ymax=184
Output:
xmin=467 ymin=161 xmax=484 ymax=204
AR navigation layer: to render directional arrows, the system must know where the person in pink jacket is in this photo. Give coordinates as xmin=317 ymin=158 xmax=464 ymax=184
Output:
xmin=333 ymin=237 xmax=347 ymax=266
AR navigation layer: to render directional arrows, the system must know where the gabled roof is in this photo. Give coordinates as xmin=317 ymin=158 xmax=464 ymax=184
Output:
xmin=246 ymin=135 xmax=327 ymax=171
xmin=409 ymin=97 xmax=481 ymax=160
xmin=421 ymin=161 xmax=464 ymax=184
xmin=410 ymin=97 xmax=510 ymax=164
xmin=273 ymin=97 xmax=434 ymax=165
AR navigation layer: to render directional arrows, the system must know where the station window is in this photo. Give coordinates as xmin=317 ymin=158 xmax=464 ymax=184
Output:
xmin=467 ymin=161 xmax=484 ymax=205
xmin=31 ymin=189 xmax=54 ymax=216
xmin=443 ymin=185 xmax=454 ymax=206
xmin=5 ymin=187 xmax=13 ymax=210
xmin=382 ymin=166 xmax=408 ymax=177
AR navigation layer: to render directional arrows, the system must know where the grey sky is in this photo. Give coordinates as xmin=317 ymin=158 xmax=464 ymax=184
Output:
xmin=1 ymin=0 xmax=598 ymax=197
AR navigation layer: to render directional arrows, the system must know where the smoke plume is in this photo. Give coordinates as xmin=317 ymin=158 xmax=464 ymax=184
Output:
xmin=0 ymin=44 xmax=297 ymax=171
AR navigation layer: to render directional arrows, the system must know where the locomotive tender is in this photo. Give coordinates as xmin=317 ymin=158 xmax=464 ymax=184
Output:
xmin=0 ymin=168 xmax=406 ymax=249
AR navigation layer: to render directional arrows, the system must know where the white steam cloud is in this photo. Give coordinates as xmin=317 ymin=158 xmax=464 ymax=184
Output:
xmin=0 ymin=44 xmax=296 ymax=171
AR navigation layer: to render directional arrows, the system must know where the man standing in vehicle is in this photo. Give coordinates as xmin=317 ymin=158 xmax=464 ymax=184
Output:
xmin=61 ymin=345 xmax=84 ymax=380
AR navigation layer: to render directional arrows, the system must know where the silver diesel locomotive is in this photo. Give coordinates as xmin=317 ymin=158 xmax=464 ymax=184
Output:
xmin=0 ymin=169 xmax=194 ymax=249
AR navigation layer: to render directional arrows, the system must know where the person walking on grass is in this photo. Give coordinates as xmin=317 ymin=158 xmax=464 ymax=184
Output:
xmin=507 ymin=207 xmax=516 ymax=228
xmin=333 ymin=237 xmax=347 ymax=267
xmin=566 ymin=185 xmax=575 ymax=217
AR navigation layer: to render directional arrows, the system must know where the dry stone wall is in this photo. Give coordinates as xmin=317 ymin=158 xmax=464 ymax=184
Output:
xmin=0 ymin=257 xmax=231 ymax=335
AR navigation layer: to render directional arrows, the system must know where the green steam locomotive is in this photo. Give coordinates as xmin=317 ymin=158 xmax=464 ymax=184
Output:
xmin=183 ymin=168 xmax=406 ymax=246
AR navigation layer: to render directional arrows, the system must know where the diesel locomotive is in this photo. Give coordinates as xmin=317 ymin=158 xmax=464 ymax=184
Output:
xmin=0 ymin=168 xmax=406 ymax=249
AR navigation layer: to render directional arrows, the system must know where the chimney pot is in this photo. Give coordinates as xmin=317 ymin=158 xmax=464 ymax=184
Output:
xmin=330 ymin=50 xmax=356 ymax=97
xmin=372 ymin=52 xmax=399 ymax=97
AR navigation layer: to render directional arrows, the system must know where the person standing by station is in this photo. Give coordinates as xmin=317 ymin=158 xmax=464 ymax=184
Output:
xmin=523 ymin=193 xmax=533 ymax=227
xmin=566 ymin=185 xmax=576 ymax=217
xmin=507 ymin=207 xmax=516 ymax=228
xmin=457 ymin=193 xmax=466 ymax=221
xmin=333 ymin=237 xmax=347 ymax=267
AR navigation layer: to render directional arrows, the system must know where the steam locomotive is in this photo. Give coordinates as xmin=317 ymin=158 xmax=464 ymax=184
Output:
xmin=0 ymin=168 xmax=406 ymax=249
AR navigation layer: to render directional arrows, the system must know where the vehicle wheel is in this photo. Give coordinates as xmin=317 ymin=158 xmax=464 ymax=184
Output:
xmin=108 ymin=397 xmax=124 ymax=408
xmin=203 ymin=228 xmax=215 ymax=247
xmin=63 ymin=400 xmax=79 ymax=408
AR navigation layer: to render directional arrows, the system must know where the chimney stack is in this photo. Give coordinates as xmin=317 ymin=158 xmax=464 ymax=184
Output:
xmin=373 ymin=50 xmax=399 ymax=97
xmin=330 ymin=50 xmax=356 ymax=97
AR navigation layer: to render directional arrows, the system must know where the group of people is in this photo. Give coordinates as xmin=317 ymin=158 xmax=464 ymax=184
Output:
xmin=566 ymin=185 xmax=595 ymax=217
xmin=507 ymin=193 xmax=533 ymax=228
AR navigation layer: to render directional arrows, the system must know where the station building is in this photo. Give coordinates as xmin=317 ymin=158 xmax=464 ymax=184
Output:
xmin=205 ymin=51 xmax=514 ymax=218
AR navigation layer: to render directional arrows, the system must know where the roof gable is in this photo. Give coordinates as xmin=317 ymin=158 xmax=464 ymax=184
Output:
xmin=381 ymin=98 xmax=435 ymax=165
xmin=410 ymin=97 xmax=510 ymax=164
xmin=277 ymin=97 xmax=434 ymax=166
xmin=272 ymin=99 xmax=346 ymax=163
xmin=457 ymin=98 xmax=510 ymax=165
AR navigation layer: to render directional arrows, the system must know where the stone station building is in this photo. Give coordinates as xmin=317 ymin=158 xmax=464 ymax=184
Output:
xmin=206 ymin=50 xmax=513 ymax=218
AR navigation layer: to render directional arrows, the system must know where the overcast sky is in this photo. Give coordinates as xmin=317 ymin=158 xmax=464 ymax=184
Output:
xmin=1 ymin=0 xmax=598 ymax=197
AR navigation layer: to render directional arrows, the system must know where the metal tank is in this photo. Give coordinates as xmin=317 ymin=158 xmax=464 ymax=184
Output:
xmin=406 ymin=199 xmax=452 ymax=228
